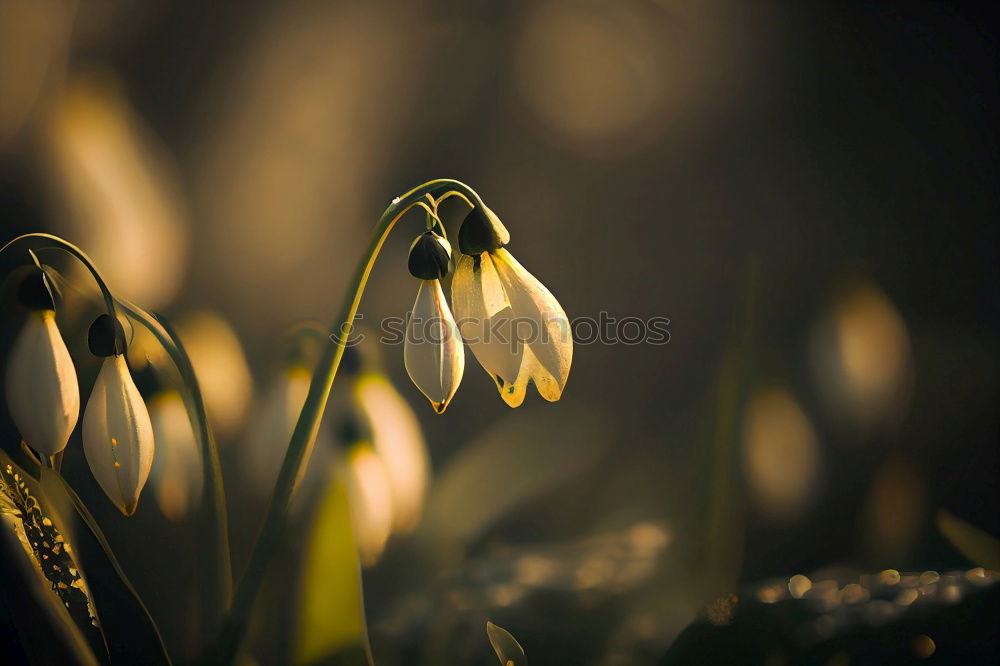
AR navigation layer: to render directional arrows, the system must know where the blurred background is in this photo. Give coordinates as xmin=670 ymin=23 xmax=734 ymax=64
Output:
xmin=1 ymin=1 xmax=997 ymax=664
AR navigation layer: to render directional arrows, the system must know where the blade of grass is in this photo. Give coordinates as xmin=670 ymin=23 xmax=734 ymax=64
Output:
xmin=39 ymin=468 xmax=172 ymax=665
xmin=295 ymin=474 xmax=372 ymax=666
xmin=0 ymin=528 xmax=102 ymax=666
xmin=702 ymin=256 xmax=759 ymax=596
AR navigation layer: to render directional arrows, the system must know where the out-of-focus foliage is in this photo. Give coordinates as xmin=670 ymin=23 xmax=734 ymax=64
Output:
xmin=174 ymin=310 xmax=253 ymax=439
xmin=0 ymin=450 xmax=99 ymax=644
xmin=936 ymin=510 xmax=1000 ymax=572
xmin=296 ymin=472 xmax=368 ymax=665
xmin=486 ymin=621 xmax=526 ymax=666
xmin=420 ymin=407 xmax=608 ymax=555
xmin=41 ymin=71 xmax=190 ymax=309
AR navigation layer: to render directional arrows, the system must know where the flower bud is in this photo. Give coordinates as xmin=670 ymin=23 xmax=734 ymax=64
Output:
xmin=88 ymin=313 xmax=127 ymax=357
xmin=407 ymin=231 xmax=452 ymax=279
xmin=457 ymin=205 xmax=510 ymax=256
xmin=404 ymin=279 xmax=464 ymax=413
xmin=5 ymin=309 xmax=80 ymax=457
xmin=83 ymin=354 xmax=155 ymax=516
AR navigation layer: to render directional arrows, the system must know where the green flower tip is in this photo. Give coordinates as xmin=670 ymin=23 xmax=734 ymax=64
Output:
xmin=458 ymin=205 xmax=510 ymax=256
xmin=408 ymin=231 xmax=452 ymax=279
xmin=88 ymin=313 xmax=127 ymax=357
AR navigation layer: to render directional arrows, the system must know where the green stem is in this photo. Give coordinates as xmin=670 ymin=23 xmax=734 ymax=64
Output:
xmin=212 ymin=178 xmax=484 ymax=663
xmin=120 ymin=305 xmax=233 ymax=633
xmin=0 ymin=233 xmax=232 ymax=639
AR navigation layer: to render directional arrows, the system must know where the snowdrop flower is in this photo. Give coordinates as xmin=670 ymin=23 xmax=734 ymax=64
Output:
xmin=451 ymin=205 xmax=572 ymax=407
xmin=339 ymin=440 xmax=394 ymax=567
xmin=243 ymin=364 xmax=327 ymax=496
xmin=82 ymin=314 xmax=155 ymax=516
xmin=403 ymin=231 xmax=464 ymax=413
xmin=352 ymin=371 xmax=429 ymax=533
xmin=4 ymin=272 xmax=80 ymax=458
xmin=148 ymin=388 xmax=202 ymax=522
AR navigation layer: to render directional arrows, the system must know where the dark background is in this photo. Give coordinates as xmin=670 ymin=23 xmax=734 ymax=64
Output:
xmin=1 ymin=1 xmax=997 ymax=664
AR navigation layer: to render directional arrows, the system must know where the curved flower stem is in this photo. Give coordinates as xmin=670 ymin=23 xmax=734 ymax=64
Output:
xmin=0 ymin=233 xmax=232 ymax=639
xmin=1 ymin=233 xmax=119 ymax=325
xmin=213 ymin=178 xmax=485 ymax=663
xmin=119 ymin=305 xmax=233 ymax=633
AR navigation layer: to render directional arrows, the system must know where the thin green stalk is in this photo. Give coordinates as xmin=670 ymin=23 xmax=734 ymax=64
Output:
xmin=120 ymin=305 xmax=233 ymax=632
xmin=0 ymin=233 xmax=232 ymax=637
xmin=213 ymin=179 xmax=484 ymax=663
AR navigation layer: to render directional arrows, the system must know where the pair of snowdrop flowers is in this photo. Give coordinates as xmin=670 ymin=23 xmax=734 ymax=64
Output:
xmin=403 ymin=204 xmax=573 ymax=412
xmin=6 ymin=271 xmax=153 ymax=515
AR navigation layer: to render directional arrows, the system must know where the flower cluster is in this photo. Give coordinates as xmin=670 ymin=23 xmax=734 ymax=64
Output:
xmin=5 ymin=271 xmax=154 ymax=515
xmin=403 ymin=203 xmax=573 ymax=411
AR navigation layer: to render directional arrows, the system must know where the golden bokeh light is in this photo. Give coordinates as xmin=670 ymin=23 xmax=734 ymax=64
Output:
xmin=174 ymin=310 xmax=253 ymax=439
xmin=148 ymin=389 xmax=202 ymax=523
xmin=190 ymin=2 xmax=421 ymax=332
xmin=41 ymin=70 xmax=190 ymax=308
xmin=513 ymin=0 xmax=748 ymax=157
xmin=741 ymin=386 xmax=821 ymax=520
xmin=810 ymin=281 xmax=914 ymax=432
xmin=0 ymin=0 xmax=74 ymax=148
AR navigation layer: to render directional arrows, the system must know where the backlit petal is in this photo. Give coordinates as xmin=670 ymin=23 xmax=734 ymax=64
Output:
xmin=83 ymin=355 xmax=155 ymax=516
xmin=452 ymin=253 xmax=522 ymax=390
xmin=491 ymin=248 xmax=573 ymax=402
xmin=404 ymin=279 xmax=465 ymax=413
xmin=5 ymin=311 xmax=80 ymax=456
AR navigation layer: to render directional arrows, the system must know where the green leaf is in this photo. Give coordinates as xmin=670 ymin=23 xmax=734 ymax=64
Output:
xmin=1 ymin=527 xmax=102 ymax=666
xmin=486 ymin=621 xmax=527 ymax=666
xmin=936 ymin=509 xmax=1000 ymax=570
xmin=295 ymin=475 xmax=371 ymax=666
xmin=38 ymin=467 xmax=172 ymax=665
xmin=0 ymin=452 xmax=104 ymax=665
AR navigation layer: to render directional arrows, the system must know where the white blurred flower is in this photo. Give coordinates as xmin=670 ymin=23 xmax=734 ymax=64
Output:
xmin=340 ymin=441 xmax=394 ymax=567
xmin=148 ymin=390 xmax=202 ymax=522
xmin=5 ymin=307 xmax=80 ymax=458
xmin=352 ymin=372 xmax=429 ymax=534
xmin=243 ymin=365 xmax=329 ymax=497
xmin=83 ymin=353 xmax=155 ymax=516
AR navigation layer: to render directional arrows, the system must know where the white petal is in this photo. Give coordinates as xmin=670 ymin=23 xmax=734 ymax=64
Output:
xmin=451 ymin=253 xmax=523 ymax=391
xmin=83 ymin=355 xmax=155 ymax=516
xmin=404 ymin=280 xmax=465 ymax=413
xmin=340 ymin=443 xmax=394 ymax=566
xmin=491 ymin=249 xmax=573 ymax=403
xmin=353 ymin=373 xmax=429 ymax=533
xmin=5 ymin=311 xmax=80 ymax=457
xmin=148 ymin=390 xmax=202 ymax=522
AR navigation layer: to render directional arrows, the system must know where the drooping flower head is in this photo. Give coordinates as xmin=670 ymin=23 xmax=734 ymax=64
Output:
xmin=82 ymin=313 xmax=155 ymax=516
xmin=5 ymin=271 xmax=80 ymax=458
xmin=452 ymin=205 xmax=572 ymax=407
xmin=404 ymin=231 xmax=464 ymax=414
